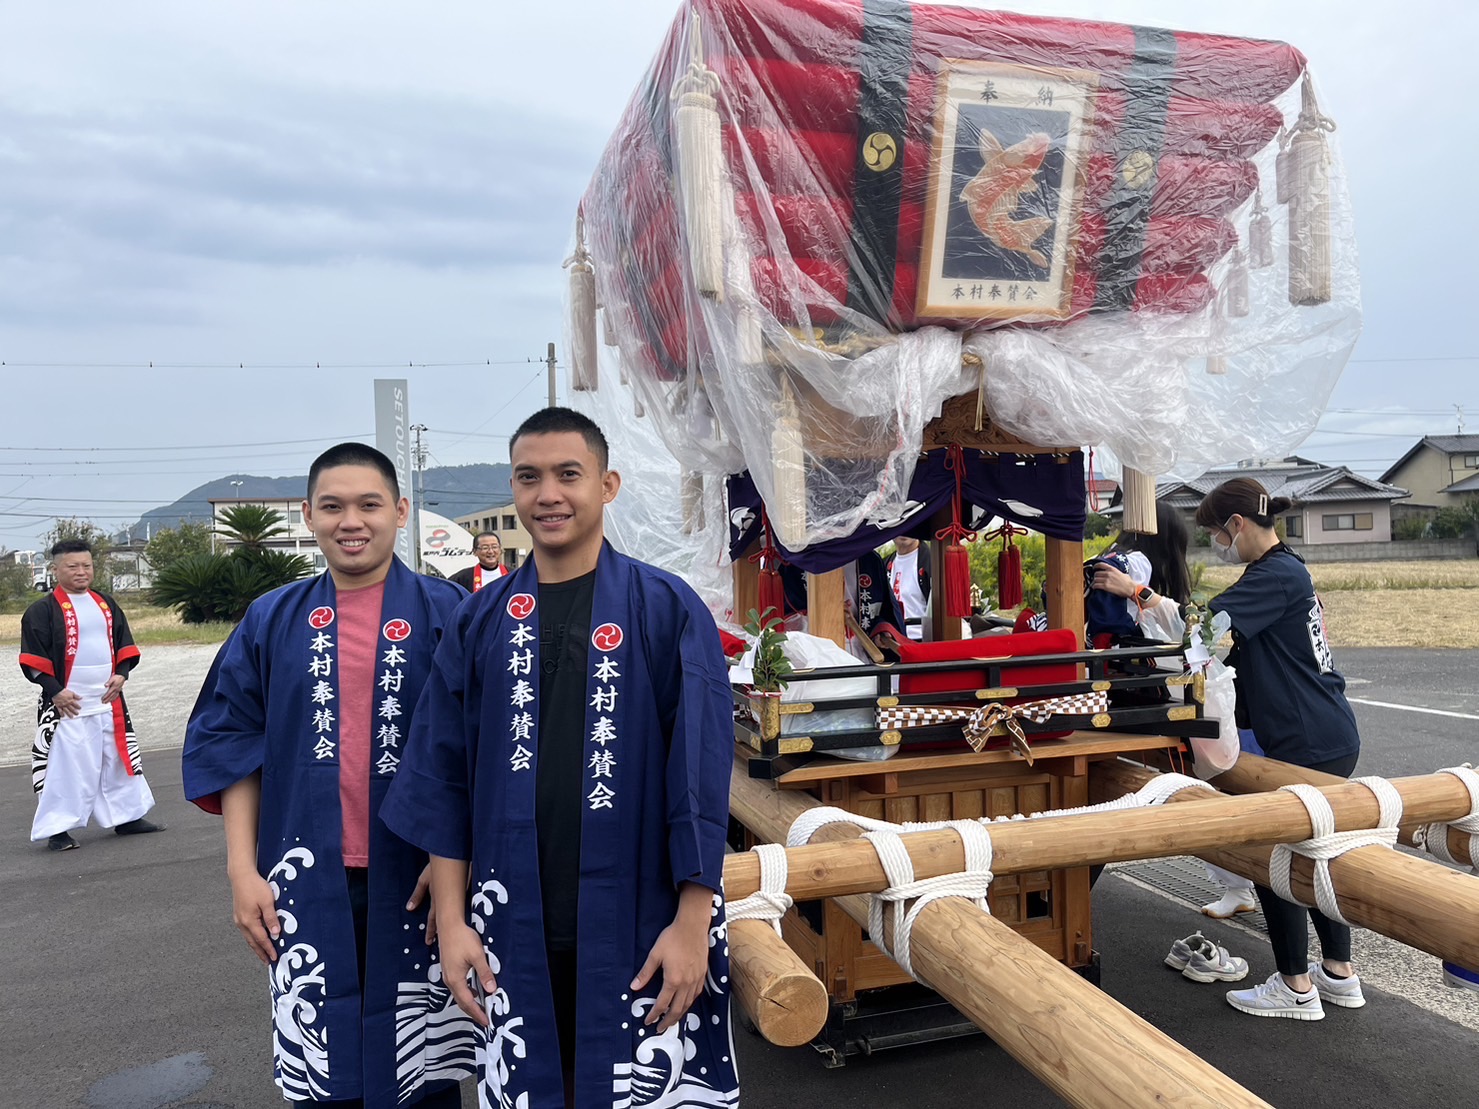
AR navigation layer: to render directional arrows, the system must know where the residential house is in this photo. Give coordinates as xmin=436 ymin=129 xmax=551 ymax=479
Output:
xmin=1110 ymin=457 xmax=1408 ymax=545
xmin=1378 ymin=435 xmax=1479 ymax=510
xmin=208 ymin=496 xmax=328 ymax=572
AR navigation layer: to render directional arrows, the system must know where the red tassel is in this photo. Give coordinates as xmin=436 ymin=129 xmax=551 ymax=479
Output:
xmin=752 ymin=508 xmax=788 ymax=622
xmin=997 ymin=542 xmax=1023 ymax=609
xmin=935 ymin=445 xmax=979 ymax=622
xmin=758 ymin=566 xmax=785 ymax=621
xmin=944 ymin=542 xmax=972 ymax=619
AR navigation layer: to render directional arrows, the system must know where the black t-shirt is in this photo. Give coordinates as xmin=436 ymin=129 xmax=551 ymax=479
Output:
xmin=1209 ymin=546 xmax=1359 ymax=767
xmin=535 ymin=570 xmax=595 ymax=950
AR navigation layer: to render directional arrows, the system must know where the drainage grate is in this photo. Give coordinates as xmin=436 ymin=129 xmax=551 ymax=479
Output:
xmin=1112 ymin=855 xmax=1269 ymax=936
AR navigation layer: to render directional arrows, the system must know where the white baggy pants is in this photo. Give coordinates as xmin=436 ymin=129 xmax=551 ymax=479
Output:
xmin=30 ymin=711 xmax=155 ymax=840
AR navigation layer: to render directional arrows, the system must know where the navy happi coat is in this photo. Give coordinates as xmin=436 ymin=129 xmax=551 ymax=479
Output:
xmin=184 ymin=559 xmax=479 ymax=1105
xmin=381 ymin=544 xmax=739 ymax=1109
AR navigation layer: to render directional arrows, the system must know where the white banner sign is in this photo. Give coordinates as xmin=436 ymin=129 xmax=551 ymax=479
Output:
xmin=419 ymin=509 xmax=478 ymax=578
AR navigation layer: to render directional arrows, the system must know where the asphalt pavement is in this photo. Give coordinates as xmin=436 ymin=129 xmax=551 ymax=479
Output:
xmin=1 ymin=646 xmax=1474 ymax=1107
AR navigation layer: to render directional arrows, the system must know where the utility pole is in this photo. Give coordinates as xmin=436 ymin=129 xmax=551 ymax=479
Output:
xmin=546 ymin=342 xmax=557 ymax=408
xmin=411 ymin=423 xmax=428 ymax=572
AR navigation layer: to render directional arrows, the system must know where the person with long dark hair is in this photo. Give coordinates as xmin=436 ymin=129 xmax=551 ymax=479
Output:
xmin=1194 ymin=477 xmax=1364 ymax=1020
xmin=1090 ymin=500 xmax=1260 ymax=921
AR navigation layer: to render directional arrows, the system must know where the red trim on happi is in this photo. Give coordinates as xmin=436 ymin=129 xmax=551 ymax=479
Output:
xmin=18 ymin=653 xmax=55 ymax=676
xmin=114 ymin=644 xmax=141 ymax=666
xmin=110 ymin=698 xmax=136 ymax=776
xmin=52 ymin=587 xmax=80 ymax=686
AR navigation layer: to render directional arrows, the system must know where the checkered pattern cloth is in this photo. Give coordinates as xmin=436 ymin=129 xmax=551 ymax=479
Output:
xmin=877 ymin=690 xmax=1110 ymax=761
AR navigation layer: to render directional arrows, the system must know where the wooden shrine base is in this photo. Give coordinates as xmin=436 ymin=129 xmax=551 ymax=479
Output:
xmin=731 ymin=732 xmax=1186 ymax=1005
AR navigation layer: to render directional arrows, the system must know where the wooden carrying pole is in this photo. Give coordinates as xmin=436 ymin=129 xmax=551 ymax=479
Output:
xmin=729 ymin=758 xmax=1272 ymax=1109
xmin=723 ymin=756 xmax=1479 ymax=902
xmin=726 ymin=920 xmax=830 ymax=1047
xmin=1212 ymin=753 xmax=1474 ymax=867
xmin=1091 ymin=760 xmax=1479 ymax=970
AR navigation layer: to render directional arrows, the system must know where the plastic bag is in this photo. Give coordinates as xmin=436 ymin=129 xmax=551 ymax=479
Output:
xmin=735 ymin=631 xmax=877 ymax=736
xmin=1192 ymin=658 xmax=1240 ymax=779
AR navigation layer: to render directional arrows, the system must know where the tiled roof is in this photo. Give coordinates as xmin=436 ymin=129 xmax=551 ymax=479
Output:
xmin=1156 ymin=458 xmax=1407 ymax=506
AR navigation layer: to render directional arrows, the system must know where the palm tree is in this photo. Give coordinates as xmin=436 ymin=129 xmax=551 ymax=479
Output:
xmin=217 ymin=504 xmax=290 ymax=550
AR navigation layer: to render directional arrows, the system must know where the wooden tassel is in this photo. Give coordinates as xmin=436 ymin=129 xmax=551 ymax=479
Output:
xmin=935 ymin=445 xmax=978 ymax=620
xmin=601 ymin=307 xmax=620 ymax=347
xmin=1287 ymin=73 xmax=1335 ymax=307
xmin=997 ymin=540 xmax=1023 ymax=610
xmin=670 ymin=12 xmax=726 ymax=300
xmin=564 ymin=215 xmax=599 ymax=392
xmin=1206 ymin=355 xmax=1228 ymax=376
xmin=681 ymin=470 xmax=705 ymax=535
xmin=1249 ymin=191 xmax=1274 ymax=269
xmin=1224 ymin=248 xmax=1250 ymax=318
xmin=1121 ymin=467 xmax=1159 ymax=534
xmin=771 ymin=378 xmax=807 ymax=549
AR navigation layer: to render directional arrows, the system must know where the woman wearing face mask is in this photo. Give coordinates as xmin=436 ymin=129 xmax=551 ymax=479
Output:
xmin=1193 ymin=477 xmax=1364 ymax=1021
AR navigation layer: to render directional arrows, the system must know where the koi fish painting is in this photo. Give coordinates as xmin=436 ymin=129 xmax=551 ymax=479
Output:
xmin=919 ymin=60 xmax=1098 ymax=321
xmin=959 ymin=130 xmax=1055 ymax=268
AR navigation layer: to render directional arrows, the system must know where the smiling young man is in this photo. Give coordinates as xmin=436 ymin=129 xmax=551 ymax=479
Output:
xmin=184 ymin=443 xmax=478 ymax=1107
xmin=382 ymin=407 xmax=738 ymax=1109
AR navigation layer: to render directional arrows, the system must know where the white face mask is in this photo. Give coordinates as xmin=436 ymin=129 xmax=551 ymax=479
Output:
xmin=1211 ymin=517 xmax=1243 ymax=564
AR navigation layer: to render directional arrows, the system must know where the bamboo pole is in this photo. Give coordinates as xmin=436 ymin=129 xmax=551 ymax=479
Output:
xmin=723 ymin=753 xmax=1479 ymax=902
xmin=726 ymin=920 xmax=830 ymax=1047
xmin=731 ymin=761 xmax=1271 ymax=1109
xmin=1091 ymin=760 xmax=1479 ymax=969
xmin=1212 ymin=753 xmax=1474 ymax=867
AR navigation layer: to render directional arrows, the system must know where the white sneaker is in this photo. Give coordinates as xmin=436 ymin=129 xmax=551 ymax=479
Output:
xmin=1310 ymin=963 xmax=1366 ymax=1008
xmin=1443 ymin=961 xmax=1479 ymax=992
xmin=1165 ymin=931 xmax=1205 ymax=971
xmin=1201 ymin=890 xmax=1259 ymax=919
xmin=1226 ymin=971 xmax=1324 ymax=1020
xmin=1183 ymin=939 xmax=1249 ymax=983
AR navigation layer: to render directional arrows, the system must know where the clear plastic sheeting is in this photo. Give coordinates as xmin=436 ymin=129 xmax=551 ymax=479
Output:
xmin=571 ymin=0 xmax=1360 ymax=594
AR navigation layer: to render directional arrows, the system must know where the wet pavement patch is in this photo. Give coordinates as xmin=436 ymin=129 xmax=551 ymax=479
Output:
xmin=85 ymin=1052 xmax=213 ymax=1109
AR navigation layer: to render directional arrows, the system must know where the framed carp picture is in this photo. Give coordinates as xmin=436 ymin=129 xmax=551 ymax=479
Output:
xmin=918 ymin=60 xmax=1099 ymax=321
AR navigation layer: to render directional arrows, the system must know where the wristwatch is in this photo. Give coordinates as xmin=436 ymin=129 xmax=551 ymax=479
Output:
xmin=1134 ymin=585 xmax=1155 ymax=607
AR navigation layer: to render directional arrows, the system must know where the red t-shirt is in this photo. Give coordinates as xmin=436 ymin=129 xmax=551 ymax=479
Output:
xmin=334 ymin=580 xmax=384 ymax=867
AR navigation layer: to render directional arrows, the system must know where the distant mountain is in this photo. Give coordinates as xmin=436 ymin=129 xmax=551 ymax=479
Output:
xmin=122 ymin=463 xmax=514 ymax=540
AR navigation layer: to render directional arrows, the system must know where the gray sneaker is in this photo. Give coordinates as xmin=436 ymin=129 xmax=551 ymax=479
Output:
xmin=1227 ymin=971 xmax=1324 ymax=1020
xmin=1309 ymin=962 xmax=1366 ymax=1008
xmin=1165 ymin=931 xmax=1205 ymax=971
xmin=1183 ymin=938 xmax=1249 ymax=983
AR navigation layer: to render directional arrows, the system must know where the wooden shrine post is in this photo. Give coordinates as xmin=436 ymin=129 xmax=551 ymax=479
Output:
xmin=733 ymin=535 xmax=760 ymax=624
xmin=806 ymin=567 xmax=847 ymax=648
xmin=1044 ymin=536 xmax=1085 ymax=638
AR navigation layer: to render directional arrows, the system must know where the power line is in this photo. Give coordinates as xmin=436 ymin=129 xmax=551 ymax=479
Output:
xmin=0 ymin=359 xmax=548 ymax=370
xmin=0 ymin=434 xmax=369 ymax=454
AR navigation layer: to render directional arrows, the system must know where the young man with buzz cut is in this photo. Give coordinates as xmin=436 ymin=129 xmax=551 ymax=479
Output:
xmin=382 ymin=406 xmax=738 ymax=1109
xmin=184 ymin=442 xmax=479 ymax=1107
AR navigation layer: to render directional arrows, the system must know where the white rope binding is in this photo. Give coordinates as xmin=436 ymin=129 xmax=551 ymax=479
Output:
xmin=860 ymin=821 xmax=995 ymax=978
xmin=726 ymin=842 xmax=794 ymax=935
xmin=1268 ymin=777 xmax=1403 ymax=925
xmin=782 ymin=771 xmax=1213 ymax=979
xmin=1415 ymin=765 xmax=1479 ymax=872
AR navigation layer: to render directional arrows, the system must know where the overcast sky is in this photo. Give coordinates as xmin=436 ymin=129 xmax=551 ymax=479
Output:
xmin=2 ymin=0 xmax=1475 ymax=550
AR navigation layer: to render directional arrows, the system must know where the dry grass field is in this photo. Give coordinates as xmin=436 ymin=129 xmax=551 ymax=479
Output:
xmin=0 ymin=605 xmax=233 ymax=647
xmin=1197 ymin=559 xmax=1479 ymax=648
xmin=4 ymin=563 xmax=1477 ymax=649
